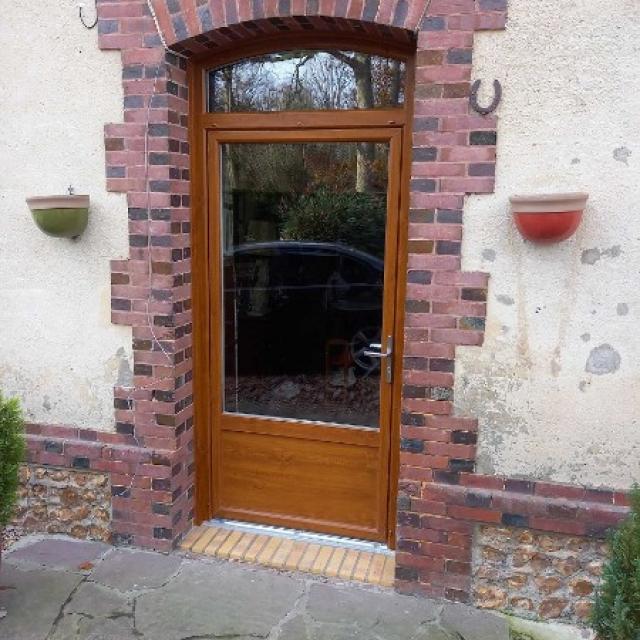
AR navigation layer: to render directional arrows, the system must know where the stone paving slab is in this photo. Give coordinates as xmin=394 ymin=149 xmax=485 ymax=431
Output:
xmin=89 ymin=547 xmax=182 ymax=591
xmin=0 ymin=535 xmax=590 ymax=640
xmin=0 ymin=563 xmax=82 ymax=640
xmin=5 ymin=537 xmax=110 ymax=572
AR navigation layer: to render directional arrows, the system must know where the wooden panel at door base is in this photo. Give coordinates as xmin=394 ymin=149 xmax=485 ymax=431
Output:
xmin=216 ymin=430 xmax=384 ymax=541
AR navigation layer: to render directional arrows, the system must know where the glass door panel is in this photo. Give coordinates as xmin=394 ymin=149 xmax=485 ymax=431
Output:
xmin=220 ymin=141 xmax=390 ymax=428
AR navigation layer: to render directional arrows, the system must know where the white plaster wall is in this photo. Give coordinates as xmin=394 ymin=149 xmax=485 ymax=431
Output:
xmin=459 ymin=0 xmax=640 ymax=489
xmin=0 ymin=0 xmax=131 ymax=430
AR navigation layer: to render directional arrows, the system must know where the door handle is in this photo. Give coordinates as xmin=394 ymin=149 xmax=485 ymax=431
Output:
xmin=363 ymin=336 xmax=393 ymax=383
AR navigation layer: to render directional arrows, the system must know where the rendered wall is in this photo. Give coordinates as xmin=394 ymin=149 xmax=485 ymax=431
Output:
xmin=0 ymin=0 xmax=131 ymax=431
xmin=458 ymin=0 xmax=640 ymax=489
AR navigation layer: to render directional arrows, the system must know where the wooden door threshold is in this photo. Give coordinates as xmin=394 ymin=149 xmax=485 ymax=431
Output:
xmin=180 ymin=521 xmax=395 ymax=587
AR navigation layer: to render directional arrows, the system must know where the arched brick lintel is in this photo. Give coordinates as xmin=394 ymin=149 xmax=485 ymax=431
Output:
xmin=96 ymin=0 xmax=510 ymax=602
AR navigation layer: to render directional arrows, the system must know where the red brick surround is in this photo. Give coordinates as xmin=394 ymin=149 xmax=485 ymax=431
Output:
xmin=21 ymin=0 xmax=630 ymax=604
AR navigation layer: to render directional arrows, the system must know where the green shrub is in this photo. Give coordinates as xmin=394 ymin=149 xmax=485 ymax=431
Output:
xmin=590 ymin=485 xmax=640 ymax=639
xmin=0 ymin=393 xmax=25 ymax=529
xmin=280 ymin=187 xmax=387 ymax=258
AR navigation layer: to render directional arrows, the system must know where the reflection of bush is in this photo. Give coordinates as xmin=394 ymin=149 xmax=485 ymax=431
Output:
xmin=280 ymin=188 xmax=386 ymax=258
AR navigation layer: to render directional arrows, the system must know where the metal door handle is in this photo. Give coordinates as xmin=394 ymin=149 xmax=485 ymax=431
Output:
xmin=363 ymin=337 xmax=393 ymax=383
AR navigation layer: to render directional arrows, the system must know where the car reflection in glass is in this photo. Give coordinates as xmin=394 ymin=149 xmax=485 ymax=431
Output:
xmin=223 ymin=241 xmax=384 ymax=378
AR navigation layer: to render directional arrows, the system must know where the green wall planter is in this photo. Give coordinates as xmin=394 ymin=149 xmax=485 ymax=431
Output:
xmin=26 ymin=195 xmax=90 ymax=239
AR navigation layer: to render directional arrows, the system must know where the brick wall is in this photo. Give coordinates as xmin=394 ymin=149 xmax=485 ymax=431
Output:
xmin=18 ymin=0 xmax=630 ymax=612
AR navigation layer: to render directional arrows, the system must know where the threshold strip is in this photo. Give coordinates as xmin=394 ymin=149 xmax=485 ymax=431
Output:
xmin=180 ymin=523 xmax=395 ymax=587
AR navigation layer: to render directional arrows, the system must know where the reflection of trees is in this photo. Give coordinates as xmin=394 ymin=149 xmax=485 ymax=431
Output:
xmin=223 ymin=143 xmax=388 ymax=256
xmin=280 ymin=188 xmax=386 ymax=258
xmin=211 ymin=50 xmax=404 ymax=193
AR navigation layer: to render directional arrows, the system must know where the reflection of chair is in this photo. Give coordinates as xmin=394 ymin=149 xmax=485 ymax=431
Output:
xmin=325 ymin=339 xmax=352 ymax=391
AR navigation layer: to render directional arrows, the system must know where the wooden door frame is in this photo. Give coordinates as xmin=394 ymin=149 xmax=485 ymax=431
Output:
xmin=190 ymin=38 xmax=414 ymax=548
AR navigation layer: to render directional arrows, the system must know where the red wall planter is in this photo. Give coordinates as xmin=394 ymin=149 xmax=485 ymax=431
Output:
xmin=510 ymin=193 xmax=588 ymax=244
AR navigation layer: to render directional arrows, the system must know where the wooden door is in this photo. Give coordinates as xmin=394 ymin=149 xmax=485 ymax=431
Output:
xmin=206 ymin=127 xmax=403 ymax=541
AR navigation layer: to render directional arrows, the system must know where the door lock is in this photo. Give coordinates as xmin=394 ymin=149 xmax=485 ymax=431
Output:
xmin=363 ymin=336 xmax=393 ymax=383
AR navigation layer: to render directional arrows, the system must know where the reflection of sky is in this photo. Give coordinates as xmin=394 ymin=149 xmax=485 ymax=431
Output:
xmin=260 ymin=51 xmax=351 ymax=81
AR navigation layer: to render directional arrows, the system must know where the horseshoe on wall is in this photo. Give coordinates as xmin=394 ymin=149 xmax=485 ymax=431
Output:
xmin=79 ymin=0 xmax=99 ymax=29
xmin=469 ymin=79 xmax=502 ymax=116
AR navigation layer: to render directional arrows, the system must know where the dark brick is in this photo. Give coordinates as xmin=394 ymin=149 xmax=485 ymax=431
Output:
xmin=72 ymin=457 xmax=90 ymax=469
xmin=479 ymin=0 xmax=507 ymax=9
xmin=449 ymin=459 xmax=475 ymax=473
xmin=396 ymin=566 xmax=419 ymax=581
xmin=149 ymin=153 xmax=170 ymax=165
xmin=151 ymin=208 xmax=171 ymax=220
xmin=115 ymin=422 xmax=134 ymax=436
xmin=148 ymin=123 xmax=170 ymax=137
xmin=436 ymin=241 xmax=461 ymax=255
xmin=152 ymin=478 xmax=171 ymax=491
xmin=413 ymin=117 xmax=439 ymax=132
xmin=459 ymin=317 xmax=485 ymax=330
xmin=398 ymin=511 xmax=420 ymax=527
xmin=430 ymin=359 xmax=454 ymax=373
xmin=420 ymin=16 xmax=445 ymax=30
xmin=134 ymin=364 xmax=153 ymax=376
xmin=172 ymin=16 xmax=188 ymax=40
xmin=413 ymin=147 xmax=437 ymax=162
xmin=469 ymin=163 xmax=495 ymax=177
xmin=434 ymin=470 xmax=460 ymax=485
xmin=363 ymin=0 xmax=379 ymax=21
xmin=465 ymin=491 xmax=491 ymax=508
xmin=44 ymin=440 xmax=63 ymax=454
xmin=505 ymin=479 xmax=535 ymax=494
xmin=502 ymin=513 xmax=529 ymax=527
xmin=403 ymin=385 xmax=426 ymax=398
xmin=111 ymin=298 xmax=131 ymax=311
xmin=411 ymin=179 xmax=436 ymax=193
xmin=547 ymin=503 xmax=579 ymax=518
xmin=111 ymin=533 xmax=134 ymax=546
xmin=128 ymin=207 xmax=148 ymax=220
xmin=405 ymin=357 xmax=429 ymax=371
xmin=407 ymin=270 xmax=432 ymax=284
xmin=452 ymin=431 xmax=477 ymax=445
xmin=98 ymin=20 xmax=118 ymax=35
xmin=106 ymin=166 xmax=125 ymax=178
xmin=152 ymin=502 xmax=171 ymax=515
xmin=124 ymin=95 xmax=144 ymax=109
xmin=111 ymin=485 xmax=131 ymax=498
xmin=406 ymin=299 xmax=431 ymax=313
xmin=402 ymin=412 xmax=425 ymax=426
xmin=437 ymin=209 xmax=463 ymax=224
xmin=409 ymin=210 xmax=435 ymax=223
xmin=461 ymin=288 xmax=487 ymax=302
xmin=398 ymin=538 xmax=420 ymax=553
xmin=149 ymin=180 xmax=170 ymax=192
xmin=470 ymin=131 xmax=497 ymax=145
xmin=447 ymin=49 xmax=473 ymax=65
xmin=122 ymin=65 xmax=143 ymax=80
xmin=392 ymin=0 xmax=408 ymax=27
xmin=153 ymin=390 xmax=174 ymax=402
xmin=129 ymin=234 xmax=149 ymax=247
xmin=401 ymin=438 xmax=425 ymax=453
xmin=153 ymin=527 xmax=173 ymax=540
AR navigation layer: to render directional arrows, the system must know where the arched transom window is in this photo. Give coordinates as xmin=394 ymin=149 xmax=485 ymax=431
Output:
xmin=207 ymin=50 xmax=406 ymax=112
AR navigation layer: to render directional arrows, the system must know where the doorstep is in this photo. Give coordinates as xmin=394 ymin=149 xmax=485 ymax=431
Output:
xmin=180 ymin=522 xmax=395 ymax=587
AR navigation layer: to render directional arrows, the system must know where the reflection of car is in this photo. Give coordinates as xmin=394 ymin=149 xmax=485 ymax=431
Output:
xmin=223 ymin=241 xmax=384 ymax=375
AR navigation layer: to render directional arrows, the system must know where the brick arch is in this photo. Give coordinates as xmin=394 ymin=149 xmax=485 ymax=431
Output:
xmin=96 ymin=0 xmax=509 ymax=601
xmin=148 ymin=0 xmax=430 ymax=51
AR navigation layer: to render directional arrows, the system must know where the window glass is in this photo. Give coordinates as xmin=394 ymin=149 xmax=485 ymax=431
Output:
xmin=208 ymin=50 xmax=405 ymax=112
